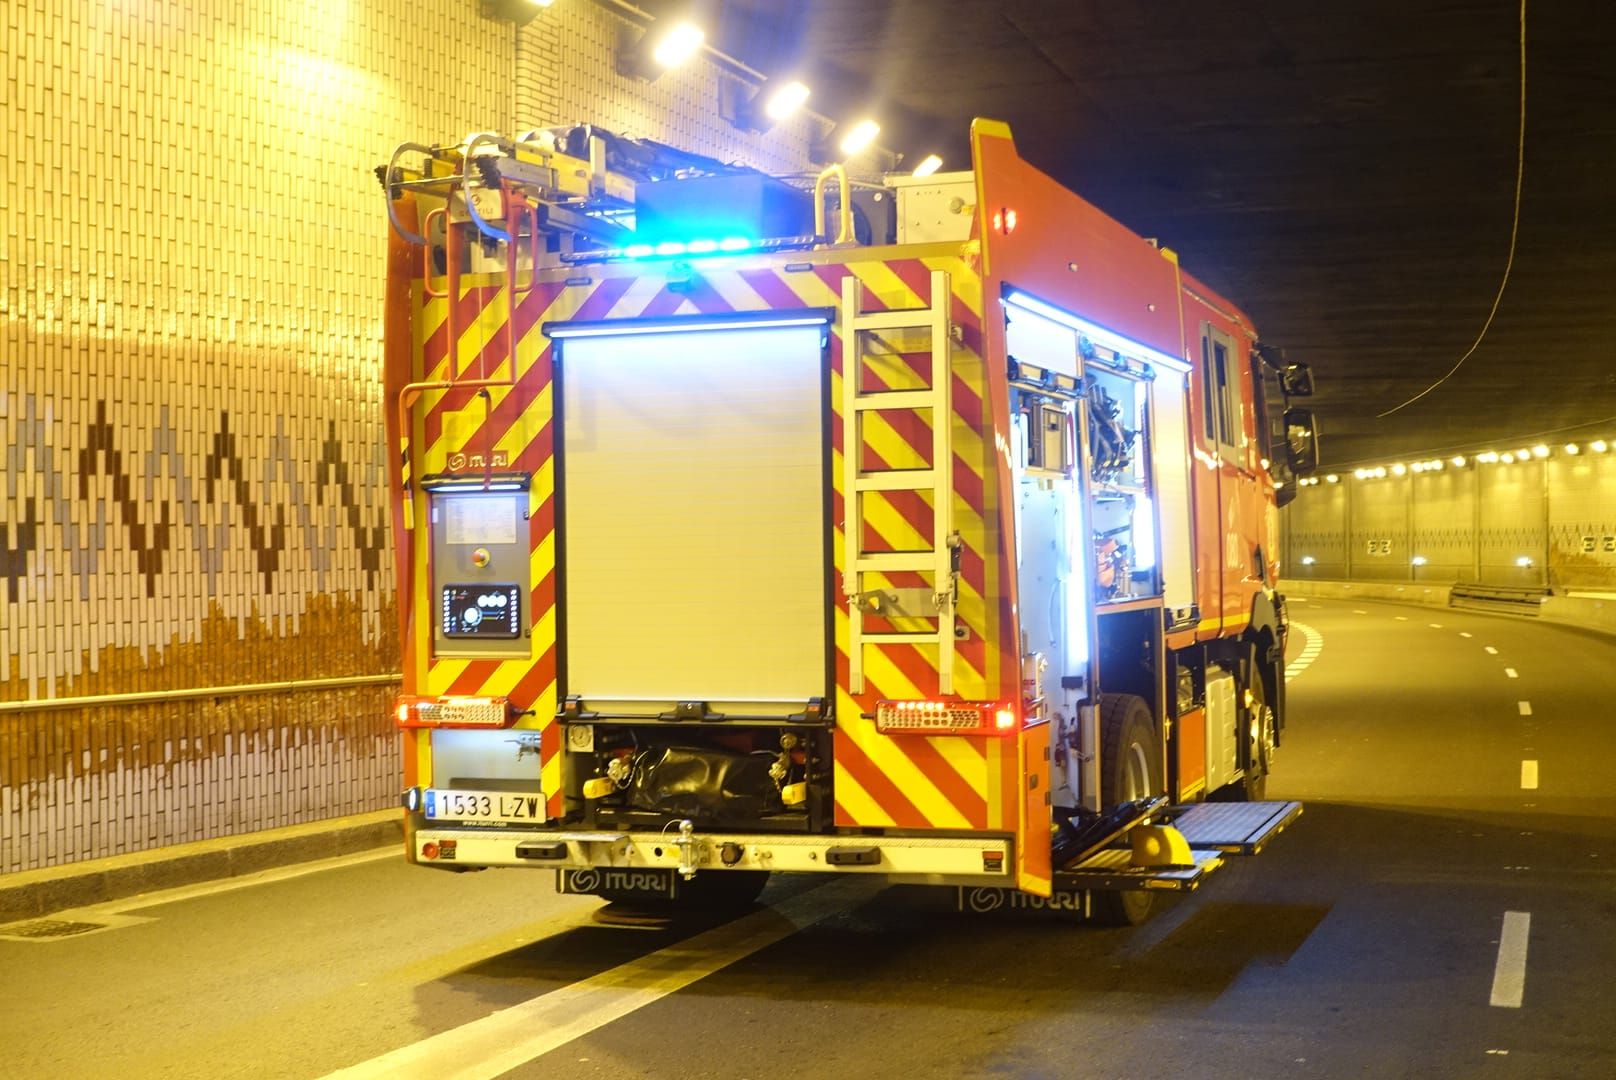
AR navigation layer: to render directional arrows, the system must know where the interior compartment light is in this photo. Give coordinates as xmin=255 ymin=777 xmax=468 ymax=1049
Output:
xmin=1003 ymin=289 xmax=1191 ymax=374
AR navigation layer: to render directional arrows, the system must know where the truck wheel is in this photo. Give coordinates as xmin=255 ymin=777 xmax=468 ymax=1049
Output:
xmin=1099 ymin=693 xmax=1162 ymax=807
xmin=1093 ymin=693 xmax=1162 ymax=926
xmin=1237 ymin=646 xmax=1277 ymax=802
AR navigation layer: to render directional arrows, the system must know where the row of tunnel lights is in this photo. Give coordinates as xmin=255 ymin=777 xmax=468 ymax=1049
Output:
xmin=1294 ymin=438 xmax=1613 ymax=486
xmin=517 ymin=0 xmax=944 ymax=175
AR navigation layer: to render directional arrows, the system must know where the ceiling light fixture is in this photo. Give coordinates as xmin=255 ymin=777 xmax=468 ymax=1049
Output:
xmin=911 ymin=153 xmax=944 ymax=177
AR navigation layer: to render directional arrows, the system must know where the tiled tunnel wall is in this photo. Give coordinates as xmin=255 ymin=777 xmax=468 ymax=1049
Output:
xmin=1282 ymin=454 xmax=1616 ymax=589
xmin=0 ymin=0 xmax=828 ymax=873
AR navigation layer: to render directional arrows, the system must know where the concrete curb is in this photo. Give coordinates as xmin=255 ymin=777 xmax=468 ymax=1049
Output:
xmin=0 ymin=809 xmax=403 ymax=923
xmin=1281 ymin=579 xmax=1616 ymax=638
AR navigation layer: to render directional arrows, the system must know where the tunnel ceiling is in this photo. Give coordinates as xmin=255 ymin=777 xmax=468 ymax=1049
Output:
xmin=696 ymin=0 xmax=1616 ymax=466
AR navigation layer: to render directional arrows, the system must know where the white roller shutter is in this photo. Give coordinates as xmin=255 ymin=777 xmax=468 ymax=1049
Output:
xmin=557 ymin=322 xmax=828 ymax=713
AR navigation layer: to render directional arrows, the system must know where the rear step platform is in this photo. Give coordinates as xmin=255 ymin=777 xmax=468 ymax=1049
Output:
xmin=1056 ymin=848 xmax=1223 ymax=893
xmin=1164 ymin=800 xmax=1303 ymax=855
xmin=1054 ymin=799 xmax=1303 ymax=893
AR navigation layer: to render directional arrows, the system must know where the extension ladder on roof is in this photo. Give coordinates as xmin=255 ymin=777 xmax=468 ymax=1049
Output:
xmin=840 ymin=268 xmax=959 ymax=695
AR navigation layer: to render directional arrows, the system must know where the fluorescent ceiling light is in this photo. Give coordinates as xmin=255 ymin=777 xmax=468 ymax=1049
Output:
xmin=911 ymin=154 xmax=943 ymax=177
xmin=838 ymin=118 xmax=880 ymax=157
xmin=764 ymin=80 xmax=810 ymax=121
xmin=651 ymin=22 xmax=704 ymax=69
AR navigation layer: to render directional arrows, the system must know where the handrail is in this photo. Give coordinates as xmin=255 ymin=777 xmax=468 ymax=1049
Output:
xmin=384 ymin=142 xmax=439 ymax=246
xmin=813 ymin=163 xmax=854 ymax=245
xmin=0 ymin=674 xmax=402 ymax=716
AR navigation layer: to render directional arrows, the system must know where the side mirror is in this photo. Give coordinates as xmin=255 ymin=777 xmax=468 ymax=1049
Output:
xmin=1280 ymin=363 xmax=1315 ymax=398
xmin=1283 ymin=406 xmax=1320 ymax=475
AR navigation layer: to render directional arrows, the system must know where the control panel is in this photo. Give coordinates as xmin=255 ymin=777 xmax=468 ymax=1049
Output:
xmin=441 ymin=583 xmax=521 ymax=639
xmin=429 ymin=486 xmax=530 ymax=657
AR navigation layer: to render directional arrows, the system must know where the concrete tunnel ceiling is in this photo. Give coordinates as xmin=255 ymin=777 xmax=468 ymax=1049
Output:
xmin=679 ymin=0 xmax=1616 ymax=467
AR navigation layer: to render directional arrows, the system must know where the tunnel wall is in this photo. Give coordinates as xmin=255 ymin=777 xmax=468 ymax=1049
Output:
xmin=0 ymin=1 xmax=831 ymax=873
xmin=1282 ymin=453 xmax=1616 ymax=590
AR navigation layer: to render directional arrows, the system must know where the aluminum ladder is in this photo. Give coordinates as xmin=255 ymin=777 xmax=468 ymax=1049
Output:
xmin=840 ymin=268 xmax=959 ymax=694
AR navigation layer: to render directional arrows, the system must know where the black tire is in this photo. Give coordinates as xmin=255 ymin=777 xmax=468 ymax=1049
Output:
xmin=1237 ymin=644 xmax=1277 ymax=802
xmin=1093 ymin=693 xmax=1163 ymax=926
xmin=1098 ymin=693 xmax=1163 ymax=809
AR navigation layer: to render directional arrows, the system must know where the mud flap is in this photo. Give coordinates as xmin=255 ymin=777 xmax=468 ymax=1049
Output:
xmin=1015 ymin=723 xmax=1052 ymax=895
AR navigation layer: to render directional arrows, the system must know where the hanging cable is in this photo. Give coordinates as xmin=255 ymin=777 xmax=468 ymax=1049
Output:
xmin=1379 ymin=0 xmax=1526 ymax=418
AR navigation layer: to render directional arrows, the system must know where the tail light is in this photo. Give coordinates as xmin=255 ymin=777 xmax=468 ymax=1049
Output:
xmin=394 ymin=695 xmax=513 ymax=728
xmin=874 ymin=700 xmax=1018 ymax=735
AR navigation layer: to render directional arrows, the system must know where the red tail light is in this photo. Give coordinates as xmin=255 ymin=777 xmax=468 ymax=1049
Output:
xmin=874 ymin=700 xmax=1018 ymax=736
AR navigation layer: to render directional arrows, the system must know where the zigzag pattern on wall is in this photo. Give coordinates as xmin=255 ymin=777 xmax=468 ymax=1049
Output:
xmin=0 ymin=391 xmax=393 ymax=694
xmin=2 ymin=394 xmax=388 ymax=604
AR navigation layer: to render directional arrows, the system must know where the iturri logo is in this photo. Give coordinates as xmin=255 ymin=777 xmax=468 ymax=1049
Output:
xmin=568 ymin=868 xmax=601 ymax=894
xmin=964 ymin=887 xmax=1005 ymax=913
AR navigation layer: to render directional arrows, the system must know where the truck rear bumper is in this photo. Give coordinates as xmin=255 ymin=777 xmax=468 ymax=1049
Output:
xmin=410 ymin=824 xmax=1015 ymax=881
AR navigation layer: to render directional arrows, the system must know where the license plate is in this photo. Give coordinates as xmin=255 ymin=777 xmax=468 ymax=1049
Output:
xmin=423 ymin=790 xmax=546 ymax=824
xmin=559 ymin=867 xmax=677 ymax=899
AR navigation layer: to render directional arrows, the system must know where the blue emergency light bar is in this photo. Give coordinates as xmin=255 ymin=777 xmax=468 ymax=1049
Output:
xmin=559 ymin=233 xmax=819 ymax=265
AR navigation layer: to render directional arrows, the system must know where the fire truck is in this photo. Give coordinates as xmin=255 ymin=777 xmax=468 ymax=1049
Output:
xmin=379 ymin=119 xmax=1319 ymax=924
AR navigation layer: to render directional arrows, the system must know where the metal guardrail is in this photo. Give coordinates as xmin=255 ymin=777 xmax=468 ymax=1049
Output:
xmin=0 ymin=674 xmax=402 ymax=716
xmin=1448 ymin=583 xmax=1551 ymax=614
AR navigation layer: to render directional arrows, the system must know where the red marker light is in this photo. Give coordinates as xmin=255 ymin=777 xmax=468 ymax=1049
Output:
xmin=994 ymin=707 xmax=1016 ymax=730
xmin=421 ymin=841 xmax=440 ymax=860
xmin=1004 ymin=208 xmax=1018 ymax=233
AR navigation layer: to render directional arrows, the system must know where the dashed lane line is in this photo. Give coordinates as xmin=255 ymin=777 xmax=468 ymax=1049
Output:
xmin=323 ymin=876 xmax=880 ymax=1080
xmin=1460 ymin=632 xmax=1473 ymax=638
xmin=1486 ymin=646 xmax=1499 ymax=655
xmin=1285 ymin=621 xmax=1323 ymax=681
xmin=1520 ymin=760 xmax=1539 ymax=790
xmin=1518 ymin=701 xmax=1533 ymax=716
xmin=1505 ymin=668 xmax=1519 ymax=679
xmin=1490 ymin=912 xmax=1531 ymax=1008
xmin=1429 ymin=622 xmax=1444 ymax=629
xmin=1394 ymin=615 xmax=1408 ymax=621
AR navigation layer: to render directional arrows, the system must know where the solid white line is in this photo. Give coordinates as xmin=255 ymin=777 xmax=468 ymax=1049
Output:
xmin=1490 ymin=911 xmax=1531 ymax=1008
xmin=323 ymin=877 xmax=879 ymax=1080
xmin=1485 ymin=646 xmax=1499 ymax=655
xmin=1520 ymin=760 xmax=1539 ymax=789
xmin=1517 ymin=700 xmax=1532 ymax=715
xmin=1505 ymin=668 xmax=1518 ymax=679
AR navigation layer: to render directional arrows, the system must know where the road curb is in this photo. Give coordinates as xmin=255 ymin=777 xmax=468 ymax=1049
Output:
xmin=0 ymin=810 xmax=403 ymax=923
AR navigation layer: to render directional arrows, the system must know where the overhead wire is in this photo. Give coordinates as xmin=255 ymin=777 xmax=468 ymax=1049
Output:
xmin=1378 ymin=0 xmax=1527 ymax=418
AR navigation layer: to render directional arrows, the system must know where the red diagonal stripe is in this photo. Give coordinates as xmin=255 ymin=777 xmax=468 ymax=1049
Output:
xmin=833 ymin=722 xmax=928 ymax=829
xmin=446 ymin=660 xmax=502 ymax=696
xmin=900 ymin=736 xmax=988 ymax=827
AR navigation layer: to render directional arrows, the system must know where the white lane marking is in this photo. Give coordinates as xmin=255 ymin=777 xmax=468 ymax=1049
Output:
xmin=1460 ymin=632 xmax=1473 ymax=638
xmin=1517 ymin=701 xmax=1532 ymax=716
xmin=1394 ymin=615 xmax=1408 ymax=621
xmin=74 ymin=847 xmax=399 ymax=917
xmin=1490 ymin=911 xmax=1531 ymax=1008
xmin=1485 ymin=646 xmax=1499 ymax=655
xmin=1285 ymin=621 xmax=1323 ymax=682
xmin=324 ymin=877 xmax=879 ymax=1080
xmin=1429 ymin=622 xmax=1444 ymax=629
xmin=1520 ymin=760 xmax=1539 ymax=789
xmin=1352 ymin=609 xmax=1367 ymax=615
xmin=1505 ymin=668 xmax=1519 ymax=679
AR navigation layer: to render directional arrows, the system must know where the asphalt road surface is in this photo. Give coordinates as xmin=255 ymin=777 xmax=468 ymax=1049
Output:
xmin=10 ymin=597 xmax=1616 ymax=1079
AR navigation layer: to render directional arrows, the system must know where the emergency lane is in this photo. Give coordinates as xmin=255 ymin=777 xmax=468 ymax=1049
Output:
xmin=12 ymin=597 xmax=1616 ymax=1078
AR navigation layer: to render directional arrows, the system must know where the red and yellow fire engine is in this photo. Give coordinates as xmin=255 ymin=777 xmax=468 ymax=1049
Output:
xmin=380 ymin=120 xmax=1319 ymax=923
